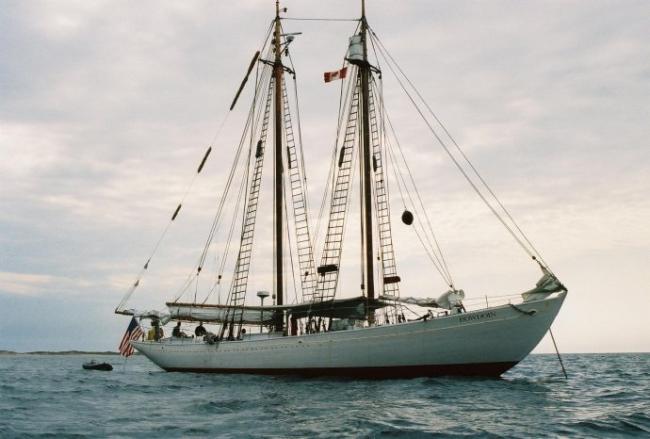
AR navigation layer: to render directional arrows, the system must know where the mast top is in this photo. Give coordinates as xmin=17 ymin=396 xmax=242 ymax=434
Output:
xmin=359 ymin=0 xmax=369 ymax=65
xmin=275 ymin=1 xmax=288 ymax=20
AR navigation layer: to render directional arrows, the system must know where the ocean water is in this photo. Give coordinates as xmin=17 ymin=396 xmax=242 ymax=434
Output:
xmin=1 ymin=353 xmax=648 ymax=438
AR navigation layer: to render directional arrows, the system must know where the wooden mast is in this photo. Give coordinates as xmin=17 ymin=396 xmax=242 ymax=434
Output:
xmin=273 ymin=0 xmax=284 ymax=331
xmin=359 ymin=0 xmax=375 ymax=323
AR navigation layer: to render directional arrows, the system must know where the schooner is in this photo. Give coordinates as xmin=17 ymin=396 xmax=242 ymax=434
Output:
xmin=116 ymin=1 xmax=566 ymax=377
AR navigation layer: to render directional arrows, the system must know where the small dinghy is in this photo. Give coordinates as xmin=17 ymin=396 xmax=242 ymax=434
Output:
xmin=82 ymin=360 xmax=113 ymax=371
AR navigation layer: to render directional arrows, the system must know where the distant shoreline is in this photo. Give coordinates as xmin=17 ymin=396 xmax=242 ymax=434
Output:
xmin=0 ymin=350 xmax=121 ymax=356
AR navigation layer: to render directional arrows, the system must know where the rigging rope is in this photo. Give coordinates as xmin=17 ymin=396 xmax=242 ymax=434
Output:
xmin=282 ymin=17 xmax=360 ymax=22
xmin=311 ymin=23 xmax=361 ymax=257
xmin=201 ymin=143 xmax=250 ymax=305
xmin=370 ymin=77 xmax=454 ymax=287
xmin=312 ymin=65 xmax=357 ymax=257
xmin=311 ymin=23 xmax=360 ymax=257
xmin=284 ymin=180 xmax=300 ymax=305
xmin=171 ymin=57 xmax=274 ymax=304
xmin=286 ymin=53 xmax=315 ymax=244
xmin=369 ymin=28 xmax=547 ymax=269
xmin=372 ymin=73 xmax=405 ymax=324
xmin=117 ymin=22 xmax=276 ymax=313
xmin=115 ymin=116 xmax=228 ymax=312
xmin=384 ymin=137 xmax=451 ymax=286
xmin=372 ymin=28 xmax=549 ymax=269
xmin=381 ymin=101 xmax=455 ymax=286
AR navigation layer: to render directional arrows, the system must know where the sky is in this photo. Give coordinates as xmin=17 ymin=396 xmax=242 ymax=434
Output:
xmin=1 ymin=0 xmax=648 ymax=353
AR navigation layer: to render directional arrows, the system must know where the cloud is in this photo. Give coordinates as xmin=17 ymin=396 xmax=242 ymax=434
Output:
xmin=0 ymin=271 xmax=91 ymax=297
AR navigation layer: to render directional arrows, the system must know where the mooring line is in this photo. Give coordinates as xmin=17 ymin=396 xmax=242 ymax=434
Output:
xmin=549 ymin=328 xmax=568 ymax=379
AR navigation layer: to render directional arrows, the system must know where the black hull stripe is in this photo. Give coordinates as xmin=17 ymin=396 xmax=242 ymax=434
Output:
xmin=162 ymin=361 xmax=518 ymax=378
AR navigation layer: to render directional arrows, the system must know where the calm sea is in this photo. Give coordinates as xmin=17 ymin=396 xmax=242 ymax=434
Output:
xmin=1 ymin=353 xmax=648 ymax=438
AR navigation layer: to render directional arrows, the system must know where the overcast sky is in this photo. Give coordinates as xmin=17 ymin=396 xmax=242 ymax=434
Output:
xmin=1 ymin=0 xmax=648 ymax=354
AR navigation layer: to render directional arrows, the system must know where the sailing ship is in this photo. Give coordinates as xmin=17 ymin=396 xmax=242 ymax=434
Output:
xmin=115 ymin=1 xmax=566 ymax=377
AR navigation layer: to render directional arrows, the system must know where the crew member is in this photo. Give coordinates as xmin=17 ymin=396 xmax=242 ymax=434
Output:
xmin=172 ymin=321 xmax=188 ymax=338
xmin=150 ymin=319 xmax=163 ymax=341
xmin=195 ymin=322 xmax=207 ymax=337
xmin=155 ymin=325 xmax=164 ymax=341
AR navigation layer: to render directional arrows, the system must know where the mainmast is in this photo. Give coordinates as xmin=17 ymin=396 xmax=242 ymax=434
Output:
xmin=359 ymin=0 xmax=375 ymax=322
xmin=273 ymin=0 xmax=284 ymax=329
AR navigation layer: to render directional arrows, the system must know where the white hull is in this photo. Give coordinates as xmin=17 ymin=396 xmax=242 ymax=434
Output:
xmin=133 ymin=292 xmax=565 ymax=377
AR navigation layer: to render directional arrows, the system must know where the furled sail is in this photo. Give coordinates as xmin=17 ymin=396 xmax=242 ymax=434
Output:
xmin=166 ymin=296 xmax=388 ymax=324
xmin=383 ymin=289 xmax=465 ymax=310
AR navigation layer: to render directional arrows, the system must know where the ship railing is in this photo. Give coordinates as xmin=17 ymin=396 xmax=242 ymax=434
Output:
xmin=152 ymin=336 xmax=202 ymax=344
xmin=461 ymin=292 xmax=541 ymax=313
xmin=397 ymin=293 xmax=525 ymax=320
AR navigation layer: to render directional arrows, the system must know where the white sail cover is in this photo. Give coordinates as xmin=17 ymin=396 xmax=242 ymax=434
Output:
xmin=522 ymin=267 xmax=566 ymax=302
xmin=389 ymin=296 xmax=439 ymax=308
xmin=388 ymin=289 xmax=465 ymax=310
xmin=167 ymin=303 xmax=273 ymax=325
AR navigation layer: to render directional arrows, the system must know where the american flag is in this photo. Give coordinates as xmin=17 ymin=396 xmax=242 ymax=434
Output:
xmin=119 ymin=317 xmax=144 ymax=357
xmin=324 ymin=67 xmax=348 ymax=83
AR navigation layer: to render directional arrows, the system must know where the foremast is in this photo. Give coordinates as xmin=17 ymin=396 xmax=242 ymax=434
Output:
xmin=273 ymin=0 xmax=285 ymax=331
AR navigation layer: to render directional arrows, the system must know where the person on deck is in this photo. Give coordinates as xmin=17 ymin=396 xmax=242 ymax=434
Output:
xmin=155 ymin=326 xmax=164 ymax=341
xmin=172 ymin=321 xmax=189 ymax=338
xmin=195 ymin=323 xmax=207 ymax=337
xmin=149 ymin=319 xmax=163 ymax=341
